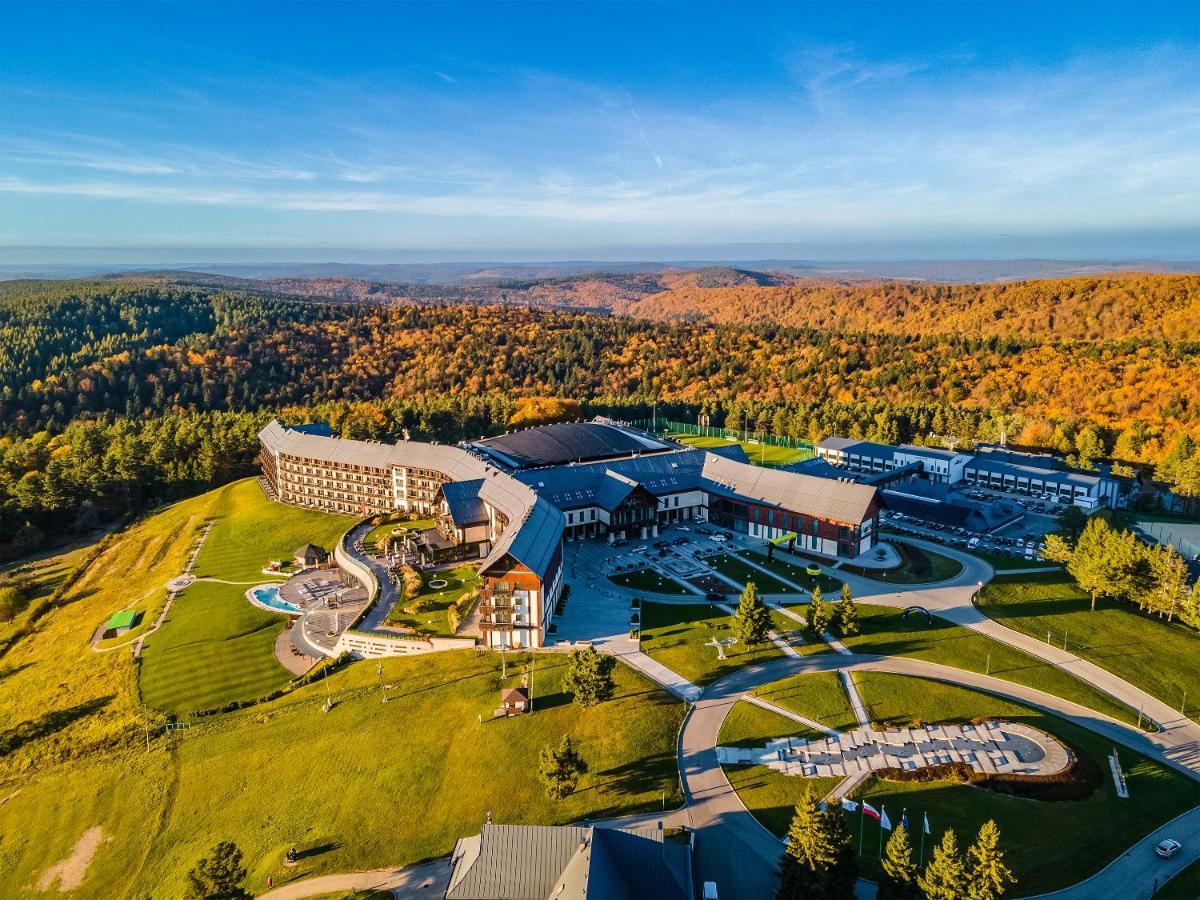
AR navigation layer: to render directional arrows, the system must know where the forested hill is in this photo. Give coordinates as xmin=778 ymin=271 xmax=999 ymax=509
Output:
xmin=1 ymin=278 xmax=1198 ymax=558
xmin=623 ymin=274 xmax=1200 ymax=341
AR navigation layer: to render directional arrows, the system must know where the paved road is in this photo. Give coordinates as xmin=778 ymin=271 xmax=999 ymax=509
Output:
xmin=679 ymin=653 xmax=1200 ymax=900
xmin=257 ymin=858 xmax=451 ymax=899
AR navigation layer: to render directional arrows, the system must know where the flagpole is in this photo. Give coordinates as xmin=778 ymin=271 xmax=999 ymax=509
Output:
xmin=919 ymin=815 xmax=927 ymax=868
xmin=879 ymin=806 xmax=885 ymax=858
xmin=859 ymin=804 xmax=866 ymax=855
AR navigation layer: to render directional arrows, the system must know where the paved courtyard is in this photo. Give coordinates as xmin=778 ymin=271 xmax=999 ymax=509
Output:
xmin=718 ymin=718 xmax=1071 ymax=779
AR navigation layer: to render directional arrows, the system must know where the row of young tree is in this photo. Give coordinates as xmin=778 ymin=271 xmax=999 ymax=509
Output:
xmin=778 ymin=788 xmax=1015 ymax=900
xmin=1044 ymin=517 xmax=1199 ymax=628
xmin=731 ymin=580 xmax=860 ymax=648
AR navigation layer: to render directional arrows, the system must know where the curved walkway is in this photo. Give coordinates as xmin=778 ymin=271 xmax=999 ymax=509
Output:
xmin=257 ymin=858 xmax=450 ymax=899
xmin=678 ymin=653 xmax=1200 ymax=900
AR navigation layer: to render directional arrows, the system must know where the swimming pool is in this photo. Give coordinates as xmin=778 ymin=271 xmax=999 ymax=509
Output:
xmin=248 ymin=584 xmax=301 ymax=614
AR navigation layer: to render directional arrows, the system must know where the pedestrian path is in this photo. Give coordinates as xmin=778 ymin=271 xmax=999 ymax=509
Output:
xmin=258 ymin=859 xmax=450 ymax=900
xmin=616 ymin=649 xmax=701 ymax=701
xmin=840 ymin=670 xmax=871 ymax=727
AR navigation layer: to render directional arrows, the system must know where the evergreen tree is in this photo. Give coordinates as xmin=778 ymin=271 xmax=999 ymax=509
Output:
xmin=965 ymin=820 xmax=1016 ymax=900
xmin=732 ymin=580 xmax=772 ymax=646
xmin=776 ymin=789 xmax=856 ymax=900
xmin=1069 ymin=517 xmax=1115 ymax=611
xmin=878 ymin=824 xmax=919 ymax=899
xmin=835 ymin=583 xmax=859 ymax=636
xmin=562 ymin=645 xmax=616 ymax=708
xmin=806 ymin=585 xmax=831 ymax=635
xmin=918 ymin=829 xmax=967 ymax=900
xmin=185 ymin=841 xmax=250 ymax=900
xmin=538 ymin=735 xmax=587 ymax=800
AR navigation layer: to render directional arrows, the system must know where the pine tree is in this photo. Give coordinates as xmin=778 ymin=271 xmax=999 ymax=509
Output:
xmin=1148 ymin=545 xmax=1191 ymax=621
xmin=965 ymin=820 xmax=1016 ymax=900
xmin=562 ymin=645 xmax=616 ymax=708
xmin=878 ymin=824 xmax=919 ymax=899
xmin=806 ymin=585 xmax=831 ymax=635
xmin=538 ymin=735 xmax=587 ymax=800
xmin=918 ymin=829 xmax=967 ymax=900
xmin=185 ymin=841 xmax=250 ymax=900
xmin=835 ymin=583 xmax=859 ymax=636
xmin=1069 ymin=517 xmax=1114 ymax=611
xmin=732 ymin=580 xmax=772 ymax=646
xmin=776 ymin=788 xmax=856 ymax=900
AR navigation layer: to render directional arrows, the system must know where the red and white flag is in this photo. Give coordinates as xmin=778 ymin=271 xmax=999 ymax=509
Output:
xmin=862 ymin=802 xmax=881 ymax=821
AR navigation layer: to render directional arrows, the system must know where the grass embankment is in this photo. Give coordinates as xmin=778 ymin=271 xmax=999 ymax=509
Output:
xmin=0 ymin=651 xmax=684 ymax=897
xmin=640 ymin=602 xmax=826 ymax=686
xmin=971 ymin=550 xmax=1058 ymax=572
xmin=670 ymin=434 xmax=812 ymax=468
xmin=979 ymin=573 xmax=1200 ymax=721
xmin=0 ymin=492 xmax=221 ymax=779
xmin=744 ymin=549 xmax=844 ymax=594
xmin=719 ymin=698 xmax=826 ymax=747
xmin=708 ymin=552 xmax=798 ymax=595
xmin=733 ymin=674 xmax=1200 ymax=895
xmin=140 ymin=479 xmax=352 ymax=714
xmin=842 ymin=541 xmax=964 ymax=584
xmin=842 ymin=604 xmax=1141 ymax=727
xmin=385 ymin=563 xmax=480 ymax=636
xmin=752 ymin=672 xmax=859 ymax=731
xmin=608 ymin=567 xmax=693 ymax=596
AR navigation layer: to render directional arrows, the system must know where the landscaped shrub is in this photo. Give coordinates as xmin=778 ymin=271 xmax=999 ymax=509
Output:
xmin=447 ymin=588 xmax=480 ymax=633
xmin=399 ymin=565 xmax=422 ymax=602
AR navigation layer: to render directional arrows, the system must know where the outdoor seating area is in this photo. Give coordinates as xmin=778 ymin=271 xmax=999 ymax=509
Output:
xmin=717 ymin=719 xmax=1070 ymax=780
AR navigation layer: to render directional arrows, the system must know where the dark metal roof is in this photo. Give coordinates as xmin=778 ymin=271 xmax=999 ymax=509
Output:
xmin=293 ymin=543 xmax=328 ymax=559
xmin=514 ymin=449 xmax=710 ymax=511
xmin=288 ymin=422 xmax=334 ymax=437
xmin=445 ymin=824 xmax=692 ymax=900
xmin=494 ymin=497 xmax=565 ymax=580
xmin=441 ymin=479 xmax=489 ymax=526
xmin=470 ymin=421 xmax=676 ymax=469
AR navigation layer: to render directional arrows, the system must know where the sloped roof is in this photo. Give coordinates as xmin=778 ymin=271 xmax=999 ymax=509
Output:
xmin=441 ymin=479 xmax=489 ymax=525
xmin=470 ymin=421 xmax=676 ymax=470
xmin=701 ymin=453 xmax=879 ymax=525
xmin=106 ymin=610 xmax=137 ymax=629
xmin=445 ymin=824 xmax=692 ymax=900
xmin=294 ymin=543 xmax=328 ymax=559
xmin=490 ymin=497 xmax=564 ymax=580
xmin=816 ymin=436 xmax=896 ymax=459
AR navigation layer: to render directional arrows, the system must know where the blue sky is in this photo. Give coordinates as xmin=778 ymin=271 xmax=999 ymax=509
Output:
xmin=1 ymin=1 xmax=1197 ymax=261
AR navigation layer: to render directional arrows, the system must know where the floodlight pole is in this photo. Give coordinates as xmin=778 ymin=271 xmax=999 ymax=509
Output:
xmin=322 ymin=662 xmax=333 ymax=712
xmin=377 ymin=660 xmax=389 ymax=703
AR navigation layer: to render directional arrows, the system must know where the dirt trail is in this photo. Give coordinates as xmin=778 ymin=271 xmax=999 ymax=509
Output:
xmin=36 ymin=825 xmax=104 ymax=892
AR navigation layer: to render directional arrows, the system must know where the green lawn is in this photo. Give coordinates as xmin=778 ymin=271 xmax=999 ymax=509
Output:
xmin=640 ymin=602 xmax=788 ymax=686
xmin=385 ymin=563 xmax=480 ymax=636
xmin=0 ymin=652 xmax=685 ymax=897
xmin=733 ymin=673 xmax=1200 ymax=895
xmin=744 ymin=549 xmax=844 ymax=594
xmin=1158 ymin=858 xmax=1200 ymax=900
xmin=979 ymin=573 xmax=1200 ymax=721
xmin=192 ymin=478 xmax=353 ymax=583
xmin=751 ymin=671 xmax=859 ymax=731
xmin=608 ymin=567 xmax=693 ymax=596
xmin=708 ymin=552 xmax=799 ymax=595
xmin=841 ymin=604 xmax=1143 ymax=727
xmin=139 ymin=581 xmax=292 ymax=714
xmin=842 ymin=541 xmax=964 ymax=584
xmin=718 ymin=698 xmax=826 ymax=747
xmin=140 ymin=479 xmax=353 ymax=714
xmin=670 ymin=434 xmax=812 ymax=468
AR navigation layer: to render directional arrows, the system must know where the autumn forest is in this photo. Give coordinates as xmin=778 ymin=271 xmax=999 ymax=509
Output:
xmin=1 ymin=272 xmax=1198 ymax=555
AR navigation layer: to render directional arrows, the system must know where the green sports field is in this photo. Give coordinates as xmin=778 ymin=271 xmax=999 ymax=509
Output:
xmin=669 ymin=433 xmax=812 ymax=468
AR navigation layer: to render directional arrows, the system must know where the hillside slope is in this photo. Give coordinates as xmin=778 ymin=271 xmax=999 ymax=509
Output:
xmin=624 ymin=274 xmax=1200 ymax=341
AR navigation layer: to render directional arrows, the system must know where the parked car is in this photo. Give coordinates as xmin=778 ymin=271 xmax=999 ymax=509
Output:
xmin=968 ymin=537 xmax=980 ymax=550
xmin=705 ymin=591 xmax=726 ymax=603
xmin=1155 ymin=839 xmax=1182 ymax=860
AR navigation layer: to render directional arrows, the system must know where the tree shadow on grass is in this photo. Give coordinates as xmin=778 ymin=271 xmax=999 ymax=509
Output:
xmin=0 ymin=695 xmax=113 ymax=758
xmin=577 ymin=750 xmax=679 ymax=815
xmin=0 ymin=661 xmax=34 ymax=683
